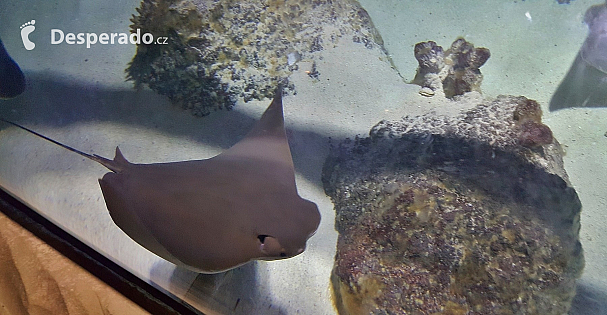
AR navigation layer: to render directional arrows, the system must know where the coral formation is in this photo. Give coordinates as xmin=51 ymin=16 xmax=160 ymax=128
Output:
xmin=512 ymin=97 xmax=554 ymax=147
xmin=513 ymin=97 xmax=543 ymax=123
xmin=517 ymin=120 xmax=554 ymax=148
xmin=413 ymin=41 xmax=444 ymax=75
xmin=127 ymin=0 xmax=384 ymax=116
xmin=322 ymin=96 xmax=583 ymax=314
xmin=413 ymin=38 xmax=490 ymax=99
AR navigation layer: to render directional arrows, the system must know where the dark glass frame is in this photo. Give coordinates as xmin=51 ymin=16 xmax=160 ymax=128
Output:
xmin=0 ymin=186 xmax=203 ymax=315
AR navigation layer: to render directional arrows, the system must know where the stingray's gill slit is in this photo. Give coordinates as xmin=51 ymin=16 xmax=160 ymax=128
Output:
xmin=0 ymin=88 xmax=321 ymax=273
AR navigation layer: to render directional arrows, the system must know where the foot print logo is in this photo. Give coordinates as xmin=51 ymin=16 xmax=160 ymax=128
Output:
xmin=20 ymin=20 xmax=36 ymax=51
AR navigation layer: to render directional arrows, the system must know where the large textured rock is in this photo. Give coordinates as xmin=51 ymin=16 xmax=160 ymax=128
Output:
xmin=322 ymin=96 xmax=584 ymax=314
xmin=127 ymin=0 xmax=383 ymax=116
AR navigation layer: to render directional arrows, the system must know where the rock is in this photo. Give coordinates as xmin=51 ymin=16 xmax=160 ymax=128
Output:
xmin=127 ymin=0 xmax=384 ymax=116
xmin=322 ymin=95 xmax=584 ymax=314
xmin=412 ymin=38 xmax=490 ymax=99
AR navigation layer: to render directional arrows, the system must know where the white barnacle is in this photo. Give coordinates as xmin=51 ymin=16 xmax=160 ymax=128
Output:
xmin=287 ymin=51 xmax=301 ymax=66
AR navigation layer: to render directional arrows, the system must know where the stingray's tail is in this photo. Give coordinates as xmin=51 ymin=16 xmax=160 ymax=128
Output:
xmin=0 ymin=118 xmax=125 ymax=173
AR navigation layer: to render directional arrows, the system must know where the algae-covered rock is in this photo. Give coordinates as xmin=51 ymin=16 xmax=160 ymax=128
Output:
xmin=127 ymin=0 xmax=384 ymax=116
xmin=322 ymin=96 xmax=584 ymax=314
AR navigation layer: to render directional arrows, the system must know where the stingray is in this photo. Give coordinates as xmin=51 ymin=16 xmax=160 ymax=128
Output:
xmin=0 ymin=38 xmax=26 ymax=99
xmin=0 ymin=90 xmax=321 ymax=273
xmin=550 ymin=1 xmax=607 ymax=110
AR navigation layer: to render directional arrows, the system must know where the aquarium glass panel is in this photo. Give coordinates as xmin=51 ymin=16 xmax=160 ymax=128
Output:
xmin=0 ymin=0 xmax=605 ymax=313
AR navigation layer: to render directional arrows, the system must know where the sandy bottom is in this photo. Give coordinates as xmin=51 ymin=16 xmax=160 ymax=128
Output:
xmin=0 ymin=0 xmax=606 ymax=313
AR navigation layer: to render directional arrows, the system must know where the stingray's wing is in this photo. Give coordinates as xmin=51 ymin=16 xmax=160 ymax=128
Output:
xmin=581 ymin=1 xmax=607 ymax=73
xmin=550 ymin=52 xmax=607 ymax=110
xmin=550 ymin=2 xmax=607 ymax=111
xmin=220 ymin=89 xmax=297 ymax=188
xmin=98 ymin=172 xmax=185 ymax=267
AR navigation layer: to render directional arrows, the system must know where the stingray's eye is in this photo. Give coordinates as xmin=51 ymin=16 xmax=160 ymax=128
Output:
xmin=280 ymin=252 xmax=287 ymax=257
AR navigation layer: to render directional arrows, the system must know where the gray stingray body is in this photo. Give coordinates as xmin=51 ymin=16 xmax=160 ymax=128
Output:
xmin=0 ymin=38 xmax=26 ymax=99
xmin=1 ymin=91 xmax=321 ymax=273
xmin=550 ymin=1 xmax=607 ymax=110
xmin=581 ymin=1 xmax=607 ymax=74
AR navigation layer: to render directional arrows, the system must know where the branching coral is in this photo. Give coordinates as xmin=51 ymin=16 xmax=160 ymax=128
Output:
xmin=412 ymin=38 xmax=490 ymax=98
